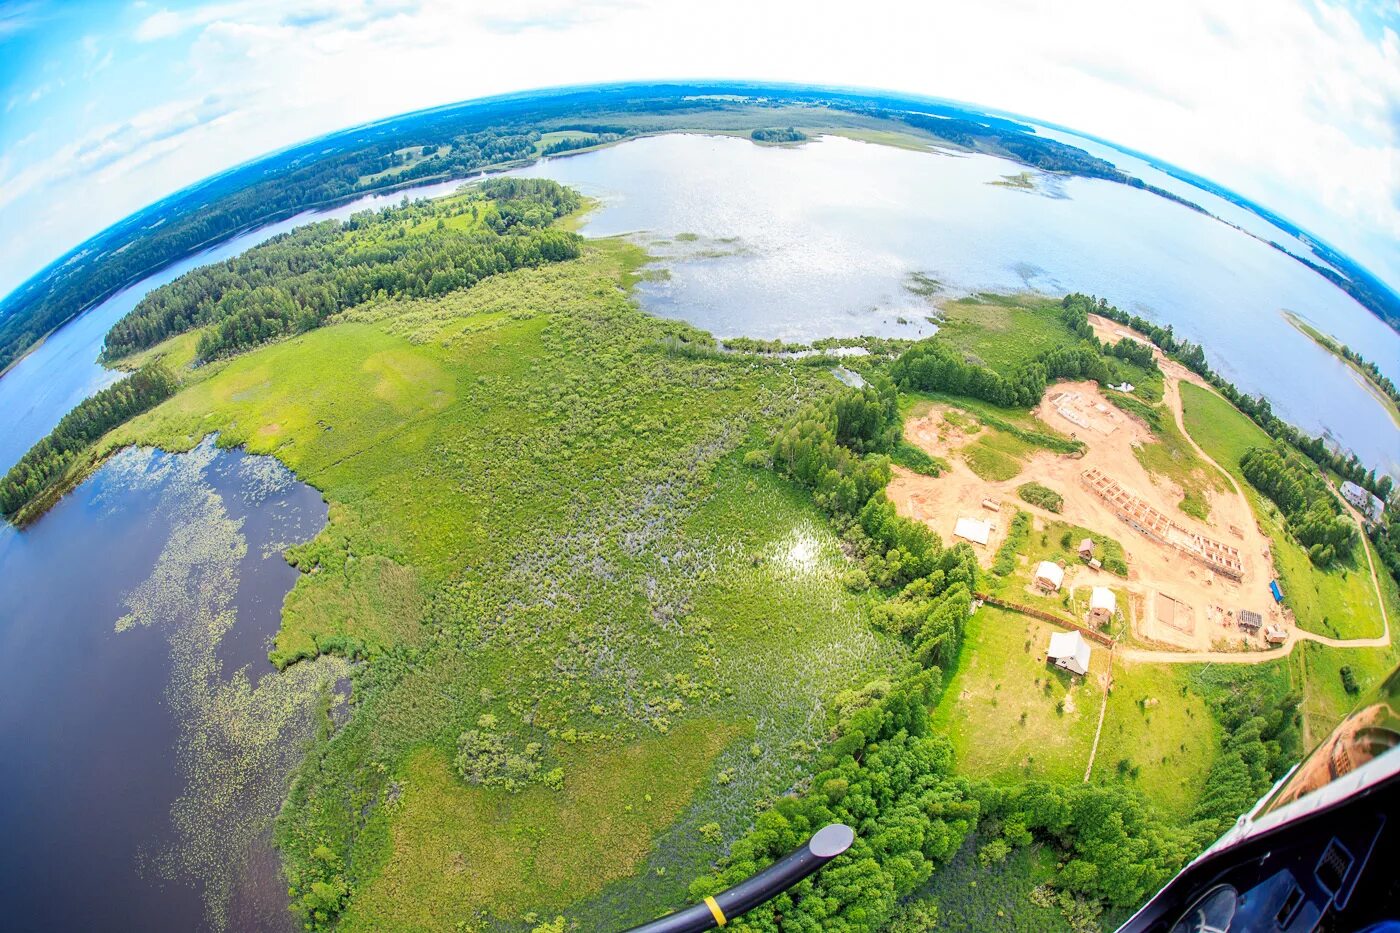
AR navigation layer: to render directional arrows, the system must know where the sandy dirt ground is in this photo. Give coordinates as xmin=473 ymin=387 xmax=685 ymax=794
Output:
xmin=889 ymin=366 xmax=1284 ymax=651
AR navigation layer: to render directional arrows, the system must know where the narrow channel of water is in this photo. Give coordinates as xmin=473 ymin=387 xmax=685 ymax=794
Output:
xmin=0 ymin=439 xmax=342 ymax=932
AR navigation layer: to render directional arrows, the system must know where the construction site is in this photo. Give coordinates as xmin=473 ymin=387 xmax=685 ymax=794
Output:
xmin=888 ymin=372 xmax=1286 ymax=653
xmin=1080 ymin=467 xmax=1244 ymax=580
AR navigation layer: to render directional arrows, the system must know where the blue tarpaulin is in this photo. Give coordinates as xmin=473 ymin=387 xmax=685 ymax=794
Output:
xmin=1269 ymin=580 xmax=1283 ymax=603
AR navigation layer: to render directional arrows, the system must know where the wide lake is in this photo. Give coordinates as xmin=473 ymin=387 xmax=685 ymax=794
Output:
xmin=0 ymin=440 xmax=341 ymax=931
xmin=512 ymin=132 xmax=1400 ymax=476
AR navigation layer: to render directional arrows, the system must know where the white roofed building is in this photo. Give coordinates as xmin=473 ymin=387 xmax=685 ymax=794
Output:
xmin=1047 ymin=630 xmax=1092 ymax=676
xmin=953 ymin=517 xmax=992 ymax=546
xmin=1089 ymin=587 xmax=1116 ymax=624
xmin=1034 ymin=560 xmax=1065 ymax=592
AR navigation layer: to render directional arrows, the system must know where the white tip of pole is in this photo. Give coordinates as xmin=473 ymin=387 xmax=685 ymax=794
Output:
xmin=808 ymin=823 xmax=855 ymax=858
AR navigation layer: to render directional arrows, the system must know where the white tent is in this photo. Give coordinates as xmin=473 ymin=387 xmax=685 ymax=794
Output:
xmin=1089 ymin=586 xmax=1116 ymax=621
xmin=1034 ymin=560 xmax=1065 ymax=592
xmin=953 ymin=517 xmax=992 ymax=546
xmin=1047 ymin=630 xmax=1092 ymax=676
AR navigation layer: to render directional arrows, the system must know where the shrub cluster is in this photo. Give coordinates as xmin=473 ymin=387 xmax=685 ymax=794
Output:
xmin=1017 ymin=481 xmax=1063 ymax=513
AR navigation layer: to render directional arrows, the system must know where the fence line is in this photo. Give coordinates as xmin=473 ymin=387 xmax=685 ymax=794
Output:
xmin=974 ymin=592 xmax=1117 ymax=647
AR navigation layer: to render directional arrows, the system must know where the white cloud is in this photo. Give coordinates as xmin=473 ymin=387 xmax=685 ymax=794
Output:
xmin=0 ymin=95 xmax=236 ymax=212
xmin=3 ymin=0 xmax=1398 ymax=295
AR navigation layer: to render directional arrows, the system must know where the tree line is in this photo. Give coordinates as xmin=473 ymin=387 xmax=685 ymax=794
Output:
xmin=0 ymin=123 xmax=558 ymax=373
xmin=1241 ymin=446 xmax=1357 ymax=566
xmin=750 ymin=127 xmax=808 ymax=143
xmin=888 ymin=301 xmax=1155 ymax=410
xmin=1066 ymin=293 xmax=1396 ymax=582
xmin=714 ymin=381 xmax=1238 ymax=928
xmin=0 ymin=364 xmax=177 ymax=520
xmin=102 ymin=179 xmax=582 ymax=362
xmin=1070 ymin=293 xmax=1392 ymax=502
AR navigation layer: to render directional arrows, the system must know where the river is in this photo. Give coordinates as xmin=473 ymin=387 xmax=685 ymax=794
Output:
xmin=0 ymin=439 xmax=343 ymax=931
xmin=509 ymin=132 xmax=1399 ymax=476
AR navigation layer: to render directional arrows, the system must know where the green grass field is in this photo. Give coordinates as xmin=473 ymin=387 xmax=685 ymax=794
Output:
xmin=1091 ymin=661 xmax=1218 ymax=819
xmin=114 ymin=240 xmax=909 ymax=928
xmin=935 ymin=294 xmax=1081 ymax=374
xmin=1180 ymin=382 xmax=1397 ymax=744
xmin=931 ymin=606 xmax=1218 ymax=823
xmin=931 ymin=608 xmax=1106 ymax=785
xmin=962 ymin=428 xmax=1038 ymax=481
xmin=1120 ymin=395 xmax=1228 ymax=521
xmin=1179 ymin=382 xmax=1385 ymax=641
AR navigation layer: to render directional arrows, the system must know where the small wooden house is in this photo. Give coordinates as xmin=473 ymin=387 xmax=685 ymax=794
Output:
xmin=1089 ymin=587 xmax=1116 ymax=624
xmin=1034 ymin=561 xmax=1065 ymax=593
xmin=1047 ymin=631 xmax=1091 ymax=676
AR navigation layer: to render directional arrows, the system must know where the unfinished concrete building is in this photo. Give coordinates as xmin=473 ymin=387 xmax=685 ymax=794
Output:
xmin=1080 ymin=468 xmax=1244 ymax=580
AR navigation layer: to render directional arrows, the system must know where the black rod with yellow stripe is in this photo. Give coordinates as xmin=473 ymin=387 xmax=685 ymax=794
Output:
xmin=621 ymin=823 xmax=855 ymax=932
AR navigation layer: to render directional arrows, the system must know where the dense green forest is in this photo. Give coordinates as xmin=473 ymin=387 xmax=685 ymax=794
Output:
xmin=1241 ymin=446 xmax=1357 ymax=566
xmin=0 ymin=363 xmax=176 ymax=518
xmin=102 ymin=179 xmax=581 ymax=361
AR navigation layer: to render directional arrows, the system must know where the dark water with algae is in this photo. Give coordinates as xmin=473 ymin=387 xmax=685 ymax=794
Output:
xmin=0 ymin=440 xmax=344 ymax=931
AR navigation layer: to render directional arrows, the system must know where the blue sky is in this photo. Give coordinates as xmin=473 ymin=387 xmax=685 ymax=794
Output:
xmin=1 ymin=0 xmax=1397 ymax=301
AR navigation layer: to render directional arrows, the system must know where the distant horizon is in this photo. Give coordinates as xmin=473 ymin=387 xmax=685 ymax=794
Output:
xmin=2 ymin=0 xmax=1395 ymax=302
xmin=1 ymin=78 xmax=1392 ymax=316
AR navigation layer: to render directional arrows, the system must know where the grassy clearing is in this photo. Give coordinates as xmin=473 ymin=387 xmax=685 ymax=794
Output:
xmin=111 ymin=328 xmax=206 ymax=375
xmin=114 ymin=238 xmax=909 ymax=928
xmin=1091 ymin=661 xmax=1218 ymax=820
xmin=356 ymin=145 xmax=450 ymax=186
xmin=1289 ymin=557 xmax=1400 ymax=741
xmin=935 ymin=294 xmax=1082 ymax=375
xmin=963 ymin=428 xmax=1038 ymax=481
xmin=534 ymin=130 xmax=597 ymax=155
xmin=340 ymin=719 xmax=741 ymax=929
xmin=902 ymin=389 xmax=1072 ymax=441
xmin=931 ymin=608 xmax=1106 ymax=785
xmin=1179 ymin=382 xmax=1384 ymax=640
xmin=914 ymin=835 xmax=1073 ymax=932
xmin=900 ymin=389 xmax=1080 ymax=483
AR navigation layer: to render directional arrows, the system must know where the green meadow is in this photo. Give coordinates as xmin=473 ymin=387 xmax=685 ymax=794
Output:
xmin=115 ymin=240 xmax=908 ymax=928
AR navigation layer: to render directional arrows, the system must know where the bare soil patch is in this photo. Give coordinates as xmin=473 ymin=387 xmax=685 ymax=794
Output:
xmin=890 ymin=375 xmax=1284 ymax=652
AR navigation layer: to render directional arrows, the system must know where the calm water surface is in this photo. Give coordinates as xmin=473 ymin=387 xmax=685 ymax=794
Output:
xmin=0 ymin=440 xmax=336 ymax=932
xmin=513 ymin=133 xmax=1400 ymax=475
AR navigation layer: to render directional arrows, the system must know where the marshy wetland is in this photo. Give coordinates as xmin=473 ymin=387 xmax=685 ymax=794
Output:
xmin=0 ymin=92 xmax=1396 ymax=931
